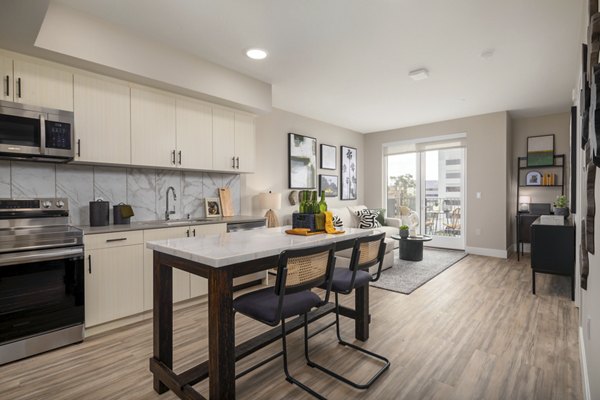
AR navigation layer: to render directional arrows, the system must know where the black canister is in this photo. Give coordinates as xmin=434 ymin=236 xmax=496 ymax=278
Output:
xmin=113 ymin=203 xmax=134 ymax=225
xmin=89 ymin=200 xmax=109 ymax=226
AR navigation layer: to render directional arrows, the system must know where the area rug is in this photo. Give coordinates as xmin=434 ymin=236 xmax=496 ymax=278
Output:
xmin=370 ymin=248 xmax=467 ymax=294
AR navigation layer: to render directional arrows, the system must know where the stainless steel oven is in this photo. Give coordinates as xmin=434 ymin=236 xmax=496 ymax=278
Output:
xmin=0 ymin=100 xmax=74 ymax=162
xmin=0 ymin=198 xmax=84 ymax=365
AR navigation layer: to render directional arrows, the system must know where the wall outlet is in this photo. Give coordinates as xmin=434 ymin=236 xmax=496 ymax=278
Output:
xmin=475 ymin=228 xmax=481 ymax=235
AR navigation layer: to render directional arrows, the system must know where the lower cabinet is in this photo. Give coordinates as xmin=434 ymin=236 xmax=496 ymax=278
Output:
xmin=189 ymin=223 xmax=228 ymax=297
xmin=85 ymin=243 xmax=144 ymax=328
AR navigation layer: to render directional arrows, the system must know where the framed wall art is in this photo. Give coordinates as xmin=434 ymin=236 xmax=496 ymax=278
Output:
xmin=320 ymin=144 xmax=337 ymax=170
xmin=205 ymin=197 xmax=222 ymax=217
xmin=526 ymin=171 xmax=542 ymax=186
xmin=319 ymin=174 xmax=339 ymax=197
xmin=527 ymin=134 xmax=555 ymax=167
xmin=340 ymin=145 xmax=357 ymax=200
xmin=289 ymin=133 xmax=317 ymax=189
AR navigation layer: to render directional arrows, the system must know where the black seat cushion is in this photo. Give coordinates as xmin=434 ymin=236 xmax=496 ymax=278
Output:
xmin=322 ymin=268 xmax=371 ymax=293
xmin=233 ymin=287 xmax=322 ymax=325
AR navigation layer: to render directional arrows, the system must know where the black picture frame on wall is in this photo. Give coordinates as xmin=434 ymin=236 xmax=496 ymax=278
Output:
xmin=571 ymin=106 xmax=578 ymax=213
xmin=288 ymin=133 xmax=317 ymax=189
xmin=319 ymin=174 xmax=339 ymax=197
xmin=340 ymin=145 xmax=357 ymax=200
xmin=582 ymin=43 xmax=590 ymax=149
xmin=320 ymin=144 xmax=337 ymax=170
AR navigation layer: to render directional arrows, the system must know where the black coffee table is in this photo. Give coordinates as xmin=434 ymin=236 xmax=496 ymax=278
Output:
xmin=391 ymin=235 xmax=432 ymax=261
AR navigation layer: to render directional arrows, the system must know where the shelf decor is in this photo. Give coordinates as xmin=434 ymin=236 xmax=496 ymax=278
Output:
xmin=340 ymin=145 xmax=357 ymax=200
xmin=288 ymin=133 xmax=317 ymax=189
xmin=205 ymin=197 xmax=222 ymax=217
xmin=525 ymin=171 xmax=542 ymax=186
xmin=527 ymin=134 xmax=555 ymax=167
xmin=320 ymin=144 xmax=336 ymax=170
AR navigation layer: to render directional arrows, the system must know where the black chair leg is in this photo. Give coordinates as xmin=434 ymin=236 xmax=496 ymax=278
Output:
xmin=305 ymin=293 xmax=390 ymax=390
xmin=281 ymin=319 xmax=326 ymax=400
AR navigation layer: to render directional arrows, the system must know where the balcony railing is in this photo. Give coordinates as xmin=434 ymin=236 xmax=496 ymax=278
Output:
xmin=386 ymin=196 xmax=461 ymax=237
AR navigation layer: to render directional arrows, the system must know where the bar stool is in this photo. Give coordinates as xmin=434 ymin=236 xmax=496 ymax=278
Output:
xmin=307 ymin=232 xmax=390 ymax=389
xmin=233 ymin=243 xmax=336 ymax=399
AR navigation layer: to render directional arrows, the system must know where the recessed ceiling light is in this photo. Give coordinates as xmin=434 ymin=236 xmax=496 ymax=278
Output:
xmin=409 ymin=68 xmax=429 ymax=81
xmin=246 ymin=48 xmax=268 ymax=60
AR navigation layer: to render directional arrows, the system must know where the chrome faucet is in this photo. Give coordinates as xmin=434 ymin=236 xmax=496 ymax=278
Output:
xmin=165 ymin=186 xmax=177 ymax=220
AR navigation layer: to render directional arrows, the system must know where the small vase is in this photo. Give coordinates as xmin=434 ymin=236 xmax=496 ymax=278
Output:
xmin=399 ymin=229 xmax=409 ymax=238
xmin=554 ymin=207 xmax=569 ymax=217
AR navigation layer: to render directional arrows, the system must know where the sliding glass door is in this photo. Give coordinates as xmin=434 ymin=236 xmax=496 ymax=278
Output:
xmin=385 ymin=147 xmax=465 ymax=249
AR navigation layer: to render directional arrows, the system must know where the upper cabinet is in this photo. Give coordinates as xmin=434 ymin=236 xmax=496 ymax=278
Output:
xmin=212 ymin=108 xmax=256 ymax=173
xmin=0 ymin=55 xmax=12 ymax=101
xmin=13 ymin=59 xmax=73 ymax=111
xmin=176 ymin=98 xmax=213 ymax=170
xmin=74 ymin=74 xmax=131 ymax=164
xmin=131 ymin=88 xmax=177 ymax=168
xmin=234 ymin=113 xmax=256 ymax=173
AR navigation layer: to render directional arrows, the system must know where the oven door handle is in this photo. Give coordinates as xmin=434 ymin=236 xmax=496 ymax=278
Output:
xmin=0 ymin=247 xmax=84 ymax=267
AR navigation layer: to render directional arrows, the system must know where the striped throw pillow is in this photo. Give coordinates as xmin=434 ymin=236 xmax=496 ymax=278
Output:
xmin=332 ymin=215 xmax=343 ymax=228
xmin=355 ymin=209 xmax=382 ymax=229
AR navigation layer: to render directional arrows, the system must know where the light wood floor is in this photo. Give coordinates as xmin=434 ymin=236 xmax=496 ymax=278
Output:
xmin=0 ymin=254 xmax=582 ymax=400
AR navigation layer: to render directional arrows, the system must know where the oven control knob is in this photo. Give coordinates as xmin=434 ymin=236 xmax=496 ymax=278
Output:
xmin=42 ymin=201 xmax=52 ymax=209
xmin=56 ymin=200 xmax=65 ymax=208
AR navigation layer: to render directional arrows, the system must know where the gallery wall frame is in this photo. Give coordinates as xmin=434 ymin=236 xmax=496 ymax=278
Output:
xmin=320 ymin=144 xmax=337 ymax=170
xmin=340 ymin=145 xmax=357 ymax=200
xmin=288 ymin=132 xmax=317 ymax=189
xmin=319 ymin=174 xmax=339 ymax=197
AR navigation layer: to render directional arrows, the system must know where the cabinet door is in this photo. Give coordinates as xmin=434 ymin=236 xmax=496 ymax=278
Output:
xmin=189 ymin=223 xmax=227 ymax=297
xmin=143 ymin=227 xmax=192 ymax=311
xmin=131 ymin=88 xmax=176 ymax=168
xmin=13 ymin=60 xmax=73 ymax=111
xmin=176 ymin=98 xmax=213 ymax=170
xmin=0 ymin=55 xmax=12 ymax=101
xmin=212 ymin=107 xmax=236 ymax=171
xmin=234 ymin=113 xmax=256 ymax=173
xmin=85 ymin=245 xmax=144 ymax=327
xmin=74 ymin=74 xmax=131 ymax=164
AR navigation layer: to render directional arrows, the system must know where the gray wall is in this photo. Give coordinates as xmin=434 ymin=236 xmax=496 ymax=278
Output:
xmin=0 ymin=161 xmax=240 ymax=226
xmin=363 ymin=111 xmax=510 ymax=255
xmin=244 ymin=108 xmax=365 ymax=224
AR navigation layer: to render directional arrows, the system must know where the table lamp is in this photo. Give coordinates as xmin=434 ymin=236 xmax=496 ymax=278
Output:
xmin=519 ymin=195 xmax=531 ymax=212
xmin=258 ymin=191 xmax=281 ymax=228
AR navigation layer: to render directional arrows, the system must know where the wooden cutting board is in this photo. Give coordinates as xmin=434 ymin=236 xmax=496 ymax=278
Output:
xmin=219 ymin=188 xmax=234 ymax=217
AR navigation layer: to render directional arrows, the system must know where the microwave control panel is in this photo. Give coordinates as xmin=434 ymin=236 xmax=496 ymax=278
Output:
xmin=45 ymin=121 xmax=72 ymax=150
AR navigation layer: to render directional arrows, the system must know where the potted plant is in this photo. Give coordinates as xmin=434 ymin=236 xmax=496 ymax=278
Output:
xmin=554 ymin=195 xmax=569 ymax=217
xmin=399 ymin=225 xmax=409 ymax=238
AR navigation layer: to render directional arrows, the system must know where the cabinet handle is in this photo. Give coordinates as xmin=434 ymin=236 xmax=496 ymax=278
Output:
xmin=77 ymin=139 xmax=81 ymax=157
xmin=178 ymin=150 xmax=182 ymax=165
xmin=16 ymin=77 xmax=21 ymax=98
xmin=88 ymin=255 xmax=92 ymax=274
xmin=171 ymin=150 xmax=176 ymax=165
xmin=232 ymin=156 xmax=236 ymax=169
xmin=186 ymin=229 xmax=190 ymax=237
xmin=106 ymin=237 xmax=127 ymax=243
xmin=193 ymin=229 xmax=196 ymax=237
xmin=4 ymin=75 xmax=8 ymax=97
xmin=236 ymin=157 xmax=240 ymax=169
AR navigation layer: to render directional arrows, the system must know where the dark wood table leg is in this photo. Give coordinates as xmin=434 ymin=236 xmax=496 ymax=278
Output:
xmin=208 ymin=268 xmax=236 ymax=399
xmin=153 ymin=253 xmax=173 ymax=394
xmin=355 ymin=284 xmax=369 ymax=341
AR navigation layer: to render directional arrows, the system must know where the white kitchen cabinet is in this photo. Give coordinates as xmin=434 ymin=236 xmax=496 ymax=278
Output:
xmin=84 ymin=244 xmax=144 ymax=328
xmin=13 ymin=59 xmax=73 ymax=111
xmin=212 ymin=107 xmax=236 ymax=171
xmin=189 ymin=223 xmax=227 ymax=297
xmin=234 ymin=113 xmax=256 ymax=173
xmin=143 ymin=226 xmax=200 ymax=311
xmin=131 ymin=87 xmax=177 ymax=168
xmin=0 ymin=55 xmax=12 ymax=101
xmin=175 ymin=98 xmax=213 ymax=170
xmin=74 ymin=74 xmax=131 ymax=164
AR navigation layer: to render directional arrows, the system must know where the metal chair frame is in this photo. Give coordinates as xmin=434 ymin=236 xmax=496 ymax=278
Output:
xmin=305 ymin=232 xmax=390 ymax=390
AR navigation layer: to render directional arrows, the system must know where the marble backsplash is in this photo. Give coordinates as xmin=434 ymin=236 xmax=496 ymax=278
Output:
xmin=0 ymin=161 xmax=241 ymax=226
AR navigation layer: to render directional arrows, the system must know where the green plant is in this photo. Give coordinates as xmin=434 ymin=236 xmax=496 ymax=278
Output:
xmin=399 ymin=225 xmax=409 ymax=231
xmin=554 ymin=195 xmax=568 ymax=208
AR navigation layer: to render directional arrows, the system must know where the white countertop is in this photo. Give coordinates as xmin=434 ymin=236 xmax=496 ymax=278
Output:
xmin=146 ymin=226 xmax=372 ymax=268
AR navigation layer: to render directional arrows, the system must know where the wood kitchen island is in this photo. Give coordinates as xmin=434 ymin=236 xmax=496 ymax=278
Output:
xmin=146 ymin=227 xmax=373 ymax=400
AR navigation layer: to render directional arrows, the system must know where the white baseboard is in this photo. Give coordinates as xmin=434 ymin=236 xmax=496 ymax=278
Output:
xmin=465 ymin=246 xmax=508 ymax=258
xmin=579 ymin=327 xmax=591 ymax=400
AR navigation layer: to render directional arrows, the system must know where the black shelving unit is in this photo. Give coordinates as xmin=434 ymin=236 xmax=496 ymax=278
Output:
xmin=515 ymin=154 xmax=565 ymax=260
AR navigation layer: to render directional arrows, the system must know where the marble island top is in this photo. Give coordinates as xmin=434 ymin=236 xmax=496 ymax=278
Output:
xmin=146 ymin=226 xmax=372 ymax=268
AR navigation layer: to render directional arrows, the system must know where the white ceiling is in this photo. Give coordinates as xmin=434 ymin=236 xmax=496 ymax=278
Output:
xmin=55 ymin=0 xmax=583 ymax=133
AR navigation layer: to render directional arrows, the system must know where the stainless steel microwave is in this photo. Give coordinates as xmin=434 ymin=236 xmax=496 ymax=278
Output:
xmin=0 ymin=100 xmax=74 ymax=162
